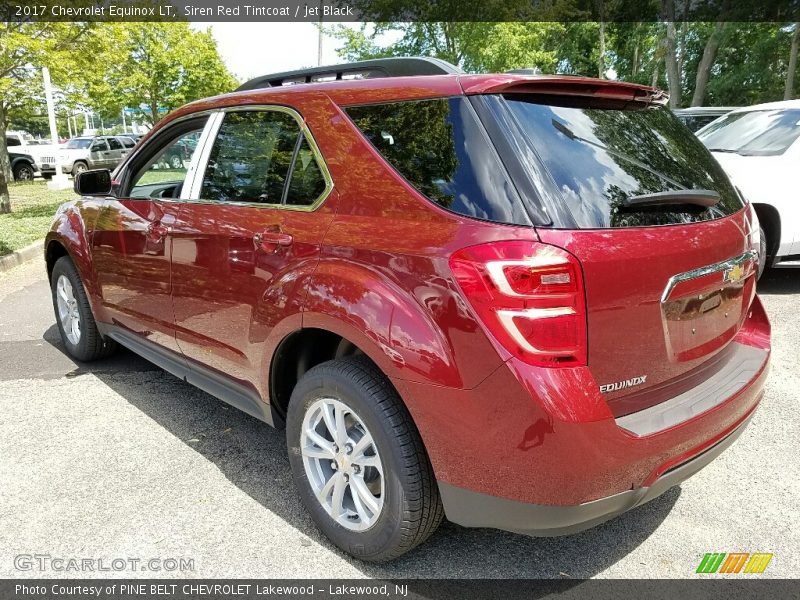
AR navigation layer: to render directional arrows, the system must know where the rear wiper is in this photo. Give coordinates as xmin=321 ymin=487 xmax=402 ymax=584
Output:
xmin=622 ymin=189 xmax=720 ymax=209
xmin=707 ymin=148 xmax=740 ymax=154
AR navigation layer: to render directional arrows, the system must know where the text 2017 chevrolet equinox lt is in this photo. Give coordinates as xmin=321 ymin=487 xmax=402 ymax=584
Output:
xmin=46 ymin=58 xmax=770 ymax=562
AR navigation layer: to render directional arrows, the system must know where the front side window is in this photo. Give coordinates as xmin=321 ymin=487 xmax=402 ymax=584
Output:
xmin=345 ymin=98 xmax=527 ymax=225
xmin=129 ymin=127 xmax=205 ymax=199
xmin=698 ymin=109 xmax=800 ymax=156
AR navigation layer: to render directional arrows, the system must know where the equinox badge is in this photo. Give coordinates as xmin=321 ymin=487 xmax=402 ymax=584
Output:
xmin=599 ymin=375 xmax=647 ymax=393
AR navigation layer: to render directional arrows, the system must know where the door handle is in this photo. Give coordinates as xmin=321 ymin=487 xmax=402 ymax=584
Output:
xmin=146 ymin=221 xmax=169 ymax=241
xmin=253 ymin=230 xmax=293 ymax=253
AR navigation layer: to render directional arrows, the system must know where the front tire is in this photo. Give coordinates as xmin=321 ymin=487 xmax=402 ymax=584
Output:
xmin=13 ymin=162 xmax=34 ymax=182
xmin=71 ymin=162 xmax=88 ymax=177
xmin=50 ymin=256 xmax=116 ymax=361
xmin=757 ymin=226 xmax=769 ymax=280
xmin=286 ymin=357 xmax=443 ymax=562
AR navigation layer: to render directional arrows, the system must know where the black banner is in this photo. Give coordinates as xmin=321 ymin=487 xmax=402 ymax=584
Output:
xmin=2 ymin=0 xmax=800 ymax=23
xmin=2 ymin=579 xmax=799 ymax=600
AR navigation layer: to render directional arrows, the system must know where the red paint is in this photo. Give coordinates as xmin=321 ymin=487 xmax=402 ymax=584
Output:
xmin=45 ymin=71 xmax=771 ymax=512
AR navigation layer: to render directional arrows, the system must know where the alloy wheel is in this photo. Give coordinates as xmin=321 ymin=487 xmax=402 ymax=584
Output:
xmin=16 ymin=166 xmax=34 ymax=181
xmin=56 ymin=274 xmax=81 ymax=345
xmin=300 ymin=397 xmax=384 ymax=531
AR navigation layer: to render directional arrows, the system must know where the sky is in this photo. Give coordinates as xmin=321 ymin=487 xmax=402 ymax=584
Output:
xmin=189 ymin=22 xmax=365 ymax=83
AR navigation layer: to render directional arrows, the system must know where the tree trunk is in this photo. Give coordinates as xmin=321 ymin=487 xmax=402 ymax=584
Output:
xmin=664 ymin=20 xmax=682 ymax=108
xmin=0 ymin=104 xmax=11 ymax=215
xmin=594 ymin=0 xmax=606 ymax=79
xmin=785 ymin=23 xmax=800 ymax=100
xmin=598 ymin=21 xmax=606 ymax=78
xmin=691 ymin=22 xmax=726 ymax=107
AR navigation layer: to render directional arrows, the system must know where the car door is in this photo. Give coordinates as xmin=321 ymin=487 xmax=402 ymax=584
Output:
xmin=89 ymin=138 xmax=110 ymax=169
xmin=91 ymin=116 xmax=211 ymax=353
xmin=105 ymin=136 xmax=125 ymax=168
xmin=169 ymin=107 xmax=335 ymax=396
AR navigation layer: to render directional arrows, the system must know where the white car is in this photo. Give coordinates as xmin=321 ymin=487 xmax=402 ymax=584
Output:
xmin=697 ymin=100 xmax=800 ymax=271
xmin=6 ymin=131 xmax=59 ymax=178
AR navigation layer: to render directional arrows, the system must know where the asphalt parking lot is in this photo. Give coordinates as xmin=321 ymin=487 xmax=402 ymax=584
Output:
xmin=1 ymin=259 xmax=798 ymax=579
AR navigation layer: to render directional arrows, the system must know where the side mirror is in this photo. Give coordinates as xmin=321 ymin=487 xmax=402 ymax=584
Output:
xmin=74 ymin=169 xmax=112 ymax=196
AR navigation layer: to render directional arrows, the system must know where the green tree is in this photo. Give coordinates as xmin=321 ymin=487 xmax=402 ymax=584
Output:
xmin=84 ymin=23 xmax=237 ymax=127
xmin=0 ymin=22 xmax=89 ymax=213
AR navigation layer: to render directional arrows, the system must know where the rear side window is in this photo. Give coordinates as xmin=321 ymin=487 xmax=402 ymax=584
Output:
xmin=201 ymin=110 xmax=329 ymax=207
xmin=487 ymin=95 xmax=743 ymax=228
xmin=285 ymin=137 xmax=326 ymax=206
xmin=345 ymin=98 xmax=530 ymax=226
xmin=202 ymin=111 xmax=299 ymax=204
xmin=107 ymin=137 xmax=122 ymax=150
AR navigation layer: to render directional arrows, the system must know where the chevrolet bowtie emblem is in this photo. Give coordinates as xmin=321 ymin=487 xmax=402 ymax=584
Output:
xmin=724 ymin=264 xmax=745 ymax=283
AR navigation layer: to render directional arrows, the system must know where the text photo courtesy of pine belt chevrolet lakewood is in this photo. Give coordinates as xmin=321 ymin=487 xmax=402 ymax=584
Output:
xmin=44 ymin=58 xmax=770 ymax=562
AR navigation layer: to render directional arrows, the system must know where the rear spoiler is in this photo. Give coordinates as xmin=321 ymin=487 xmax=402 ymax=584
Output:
xmin=459 ymin=75 xmax=669 ymax=105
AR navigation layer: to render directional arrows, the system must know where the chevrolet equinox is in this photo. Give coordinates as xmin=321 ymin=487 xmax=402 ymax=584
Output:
xmin=46 ymin=57 xmax=770 ymax=562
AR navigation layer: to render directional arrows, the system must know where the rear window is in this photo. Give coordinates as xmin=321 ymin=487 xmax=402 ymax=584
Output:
xmin=488 ymin=95 xmax=743 ymax=229
xmin=345 ymin=98 xmax=531 ymax=226
xmin=698 ymin=109 xmax=800 ymax=156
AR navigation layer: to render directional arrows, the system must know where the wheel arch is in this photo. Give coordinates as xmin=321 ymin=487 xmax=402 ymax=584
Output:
xmin=752 ymin=203 xmax=781 ymax=259
xmin=269 ymin=327 xmax=385 ymax=421
xmin=44 ymin=203 xmax=102 ymax=307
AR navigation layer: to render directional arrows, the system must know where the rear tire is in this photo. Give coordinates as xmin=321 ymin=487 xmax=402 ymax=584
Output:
xmin=286 ymin=357 xmax=443 ymax=562
xmin=50 ymin=256 xmax=116 ymax=361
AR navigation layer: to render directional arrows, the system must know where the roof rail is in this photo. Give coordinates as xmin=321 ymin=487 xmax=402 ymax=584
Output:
xmin=235 ymin=57 xmax=461 ymax=92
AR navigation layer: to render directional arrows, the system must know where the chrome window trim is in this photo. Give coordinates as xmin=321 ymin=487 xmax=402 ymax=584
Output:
xmin=185 ymin=104 xmax=334 ymax=212
xmin=183 ymin=111 xmax=224 ymax=200
xmin=660 ymin=249 xmax=758 ymax=303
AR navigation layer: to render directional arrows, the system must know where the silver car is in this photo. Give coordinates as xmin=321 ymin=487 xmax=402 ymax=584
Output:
xmin=51 ymin=136 xmax=136 ymax=177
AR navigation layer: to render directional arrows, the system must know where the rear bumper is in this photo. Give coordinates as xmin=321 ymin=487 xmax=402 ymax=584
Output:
xmin=439 ymin=409 xmax=755 ymax=536
xmin=392 ymin=296 xmax=770 ymax=533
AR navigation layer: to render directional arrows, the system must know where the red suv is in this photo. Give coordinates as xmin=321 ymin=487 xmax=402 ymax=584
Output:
xmin=46 ymin=58 xmax=770 ymax=562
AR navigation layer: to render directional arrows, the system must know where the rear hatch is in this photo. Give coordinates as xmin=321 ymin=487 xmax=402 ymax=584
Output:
xmin=469 ymin=80 xmax=758 ymax=416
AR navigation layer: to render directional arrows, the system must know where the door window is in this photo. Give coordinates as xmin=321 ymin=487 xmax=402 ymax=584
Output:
xmin=200 ymin=109 xmax=330 ymax=207
xmin=200 ymin=111 xmax=299 ymax=204
xmin=285 ymin=136 xmax=326 ymax=207
xmin=90 ymin=139 xmax=109 ymax=152
xmin=128 ymin=128 xmax=205 ymax=199
xmin=107 ymin=137 xmax=123 ymax=151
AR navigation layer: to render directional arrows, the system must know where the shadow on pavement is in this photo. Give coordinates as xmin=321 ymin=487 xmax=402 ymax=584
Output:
xmin=43 ymin=327 xmax=679 ymax=579
xmin=757 ymin=268 xmax=800 ymax=295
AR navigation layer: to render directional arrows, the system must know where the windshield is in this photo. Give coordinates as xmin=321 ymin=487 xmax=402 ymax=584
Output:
xmin=64 ymin=138 xmax=92 ymax=149
xmin=491 ymin=95 xmax=742 ymax=228
xmin=698 ymin=109 xmax=800 ymax=156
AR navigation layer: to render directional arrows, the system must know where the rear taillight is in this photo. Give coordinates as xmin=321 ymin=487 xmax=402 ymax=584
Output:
xmin=449 ymin=240 xmax=587 ymax=367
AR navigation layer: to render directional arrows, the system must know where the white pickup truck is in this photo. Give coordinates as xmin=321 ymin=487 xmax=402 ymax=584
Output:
xmin=5 ymin=131 xmax=59 ymax=179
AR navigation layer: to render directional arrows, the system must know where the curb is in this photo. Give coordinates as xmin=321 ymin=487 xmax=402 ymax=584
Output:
xmin=0 ymin=240 xmax=43 ymax=273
